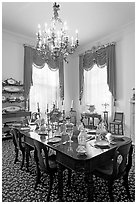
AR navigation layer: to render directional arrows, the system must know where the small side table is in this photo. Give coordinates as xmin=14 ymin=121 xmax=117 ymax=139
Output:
xmin=103 ymin=111 xmax=108 ymax=129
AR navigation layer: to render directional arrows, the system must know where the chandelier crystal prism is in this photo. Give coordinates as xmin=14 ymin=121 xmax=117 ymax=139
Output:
xmin=36 ymin=2 xmax=79 ymax=63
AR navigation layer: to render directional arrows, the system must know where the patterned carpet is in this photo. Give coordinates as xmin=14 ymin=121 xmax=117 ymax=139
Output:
xmin=2 ymin=139 xmax=135 ymax=202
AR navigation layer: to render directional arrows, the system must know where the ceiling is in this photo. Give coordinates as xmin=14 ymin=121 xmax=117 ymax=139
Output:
xmin=2 ymin=2 xmax=135 ymax=47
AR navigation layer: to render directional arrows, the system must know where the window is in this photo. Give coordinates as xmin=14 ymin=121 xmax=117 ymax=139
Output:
xmin=29 ymin=64 xmax=60 ymax=115
xmin=83 ymin=64 xmax=112 ymax=117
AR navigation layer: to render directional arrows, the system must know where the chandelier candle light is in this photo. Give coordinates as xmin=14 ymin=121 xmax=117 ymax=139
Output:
xmin=36 ymin=2 xmax=79 ymax=63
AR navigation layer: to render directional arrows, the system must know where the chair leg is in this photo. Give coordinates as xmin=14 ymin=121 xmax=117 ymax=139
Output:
xmin=14 ymin=147 xmax=19 ymax=163
xmin=123 ymin=174 xmax=131 ymax=200
xmin=121 ymin=124 xmax=124 ymax=135
xmin=67 ymin=169 xmax=71 ymax=187
xmin=34 ymin=167 xmax=41 ymax=190
xmin=20 ymin=149 xmax=25 ymax=170
xmin=108 ymin=180 xmax=114 ymax=201
xmin=47 ymin=174 xmax=54 ymax=201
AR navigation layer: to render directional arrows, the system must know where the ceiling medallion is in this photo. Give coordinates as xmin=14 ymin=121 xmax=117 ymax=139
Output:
xmin=36 ymin=2 xmax=79 ymax=63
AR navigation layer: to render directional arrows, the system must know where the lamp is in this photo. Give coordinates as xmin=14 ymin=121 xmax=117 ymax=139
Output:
xmin=36 ymin=2 xmax=79 ymax=63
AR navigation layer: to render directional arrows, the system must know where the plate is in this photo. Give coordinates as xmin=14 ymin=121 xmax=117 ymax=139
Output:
xmin=19 ymin=96 xmax=25 ymax=101
xmin=3 ymin=105 xmax=21 ymax=112
xmin=2 ymin=96 xmax=6 ymax=102
xmin=38 ymin=131 xmax=48 ymax=135
xmin=48 ymin=137 xmax=61 ymax=143
xmin=95 ymin=140 xmax=110 ymax=147
xmin=20 ymin=127 xmax=30 ymax=131
xmin=7 ymin=78 xmax=17 ymax=85
xmin=8 ymin=96 xmax=16 ymax=102
xmin=112 ymin=135 xmax=124 ymax=139
xmin=3 ymin=86 xmax=22 ymax=92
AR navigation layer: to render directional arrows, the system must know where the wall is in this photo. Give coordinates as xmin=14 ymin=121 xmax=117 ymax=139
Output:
xmin=2 ymin=30 xmax=34 ymax=83
xmin=65 ymin=22 xmax=135 ymax=137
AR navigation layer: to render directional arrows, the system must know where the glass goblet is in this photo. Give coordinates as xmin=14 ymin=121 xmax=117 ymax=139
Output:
xmin=68 ymin=129 xmax=73 ymax=143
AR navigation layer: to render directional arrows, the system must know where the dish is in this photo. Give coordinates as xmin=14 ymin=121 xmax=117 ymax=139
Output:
xmin=19 ymin=96 xmax=25 ymax=101
xmin=20 ymin=127 xmax=30 ymax=131
xmin=3 ymin=105 xmax=21 ymax=112
xmin=7 ymin=78 xmax=17 ymax=85
xmin=9 ymin=96 xmax=16 ymax=102
xmin=12 ymin=123 xmax=22 ymax=127
xmin=48 ymin=137 xmax=61 ymax=143
xmin=112 ymin=135 xmax=124 ymax=139
xmin=95 ymin=140 xmax=110 ymax=147
xmin=38 ymin=131 xmax=48 ymax=135
xmin=3 ymin=86 xmax=22 ymax=93
xmin=2 ymin=96 xmax=6 ymax=102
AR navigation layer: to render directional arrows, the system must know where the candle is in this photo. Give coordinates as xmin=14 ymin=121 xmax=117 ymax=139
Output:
xmin=75 ymin=29 xmax=78 ymax=40
xmin=37 ymin=102 xmax=39 ymax=109
xmin=62 ymin=102 xmax=65 ymax=111
xmin=71 ymin=100 xmax=74 ymax=109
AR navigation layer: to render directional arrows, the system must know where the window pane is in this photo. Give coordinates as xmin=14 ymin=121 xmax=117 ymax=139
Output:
xmin=29 ymin=64 xmax=60 ymax=115
xmin=83 ymin=65 xmax=112 ymax=117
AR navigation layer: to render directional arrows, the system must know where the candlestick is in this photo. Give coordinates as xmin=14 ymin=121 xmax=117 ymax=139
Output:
xmin=71 ymin=100 xmax=74 ymax=109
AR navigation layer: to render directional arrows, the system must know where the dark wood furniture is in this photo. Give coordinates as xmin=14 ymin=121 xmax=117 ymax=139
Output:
xmin=2 ymin=78 xmax=31 ymax=139
xmin=23 ymin=130 xmax=131 ymax=201
xmin=109 ymin=112 xmax=124 ymax=135
xmin=81 ymin=112 xmax=101 ymax=129
xmin=2 ymin=111 xmax=31 ymax=140
xmin=10 ymin=128 xmax=26 ymax=169
xmin=34 ymin=140 xmax=57 ymax=201
xmin=2 ymin=111 xmax=31 ymax=119
xmin=93 ymin=140 xmax=133 ymax=201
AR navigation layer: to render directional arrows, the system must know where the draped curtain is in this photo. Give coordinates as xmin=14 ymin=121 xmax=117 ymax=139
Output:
xmin=79 ymin=43 xmax=116 ymax=103
xmin=23 ymin=46 xmax=64 ymax=101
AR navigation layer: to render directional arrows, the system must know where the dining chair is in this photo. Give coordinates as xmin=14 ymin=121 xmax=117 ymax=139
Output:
xmin=109 ymin=112 xmax=124 ymax=135
xmin=11 ymin=128 xmax=34 ymax=171
xmin=34 ymin=140 xmax=72 ymax=201
xmin=10 ymin=128 xmax=26 ymax=169
xmin=93 ymin=140 xmax=133 ymax=201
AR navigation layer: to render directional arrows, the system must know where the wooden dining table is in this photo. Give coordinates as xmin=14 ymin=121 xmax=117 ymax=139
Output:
xmin=21 ymin=129 xmax=131 ymax=201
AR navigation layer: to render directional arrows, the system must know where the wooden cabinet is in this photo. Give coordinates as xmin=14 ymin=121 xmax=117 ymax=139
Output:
xmin=2 ymin=78 xmax=31 ymax=139
xmin=130 ymin=99 xmax=135 ymax=144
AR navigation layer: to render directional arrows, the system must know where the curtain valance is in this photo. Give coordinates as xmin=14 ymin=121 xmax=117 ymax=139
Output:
xmin=79 ymin=43 xmax=116 ymax=103
xmin=24 ymin=46 xmax=64 ymax=100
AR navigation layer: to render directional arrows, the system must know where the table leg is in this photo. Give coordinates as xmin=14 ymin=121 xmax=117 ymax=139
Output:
xmin=87 ymin=172 xmax=94 ymax=201
xmin=57 ymin=163 xmax=64 ymax=201
xmin=25 ymin=144 xmax=30 ymax=172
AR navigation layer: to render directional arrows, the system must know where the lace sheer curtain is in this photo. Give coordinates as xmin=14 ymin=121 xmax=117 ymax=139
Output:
xmin=83 ymin=64 xmax=112 ymax=117
xmin=29 ymin=64 xmax=60 ymax=115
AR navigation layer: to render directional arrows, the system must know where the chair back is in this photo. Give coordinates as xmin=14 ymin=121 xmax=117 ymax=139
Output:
xmin=114 ymin=112 xmax=123 ymax=123
xmin=112 ymin=141 xmax=133 ymax=178
xmin=11 ymin=128 xmax=24 ymax=151
xmin=34 ymin=140 xmax=50 ymax=172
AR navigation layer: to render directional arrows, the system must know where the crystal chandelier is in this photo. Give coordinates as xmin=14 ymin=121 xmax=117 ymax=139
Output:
xmin=36 ymin=2 xmax=79 ymax=63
